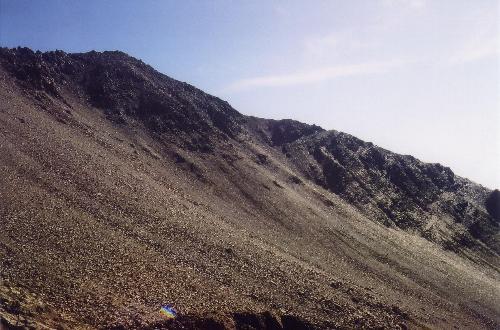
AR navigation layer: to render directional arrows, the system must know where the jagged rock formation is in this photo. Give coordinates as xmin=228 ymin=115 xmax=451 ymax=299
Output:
xmin=0 ymin=48 xmax=242 ymax=151
xmin=271 ymin=129 xmax=497 ymax=254
xmin=0 ymin=47 xmax=499 ymax=329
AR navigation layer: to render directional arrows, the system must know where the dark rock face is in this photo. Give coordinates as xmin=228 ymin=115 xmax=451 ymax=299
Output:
xmin=276 ymin=130 xmax=498 ymax=252
xmin=266 ymin=119 xmax=324 ymax=146
xmin=486 ymin=190 xmax=500 ymax=221
xmin=245 ymin=117 xmax=324 ymax=147
xmin=0 ymin=47 xmax=243 ymax=151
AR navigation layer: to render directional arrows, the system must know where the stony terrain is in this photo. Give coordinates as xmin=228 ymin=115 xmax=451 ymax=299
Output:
xmin=0 ymin=47 xmax=499 ymax=329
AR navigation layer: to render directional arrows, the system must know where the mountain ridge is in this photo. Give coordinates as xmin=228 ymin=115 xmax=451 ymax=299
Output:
xmin=0 ymin=47 xmax=499 ymax=329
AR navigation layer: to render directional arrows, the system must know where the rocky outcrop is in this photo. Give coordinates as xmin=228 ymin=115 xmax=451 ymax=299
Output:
xmin=0 ymin=47 xmax=243 ymax=151
xmin=275 ymin=130 xmax=498 ymax=253
xmin=245 ymin=117 xmax=324 ymax=147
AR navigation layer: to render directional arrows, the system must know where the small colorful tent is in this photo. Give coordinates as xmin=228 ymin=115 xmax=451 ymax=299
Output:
xmin=159 ymin=304 xmax=177 ymax=319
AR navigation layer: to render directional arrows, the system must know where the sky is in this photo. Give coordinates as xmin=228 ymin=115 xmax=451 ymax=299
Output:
xmin=1 ymin=0 xmax=499 ymax=188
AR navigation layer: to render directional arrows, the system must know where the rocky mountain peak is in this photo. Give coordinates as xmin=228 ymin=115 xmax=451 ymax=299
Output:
xmin=0 ymin=47 xmax=244 ymax=151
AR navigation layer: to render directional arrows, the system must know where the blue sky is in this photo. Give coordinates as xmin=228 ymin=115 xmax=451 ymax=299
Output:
xmin=1 ymin=0 xmax=498 ymax=188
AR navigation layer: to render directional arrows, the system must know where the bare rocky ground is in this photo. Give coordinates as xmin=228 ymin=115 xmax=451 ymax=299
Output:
xmin=0 ymin=47 xmax=499 ymax=329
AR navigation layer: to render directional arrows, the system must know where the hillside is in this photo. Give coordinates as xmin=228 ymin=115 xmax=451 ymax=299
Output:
xmin=0 ymin=47 xmax=499 ymax=329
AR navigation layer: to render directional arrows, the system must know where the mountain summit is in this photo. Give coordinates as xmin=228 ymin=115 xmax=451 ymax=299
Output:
xmin=1 ymin=47 xmax=499 ymax=329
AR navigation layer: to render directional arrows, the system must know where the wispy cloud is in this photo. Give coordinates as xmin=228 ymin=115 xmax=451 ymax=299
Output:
xmin=223 ymin=60 xmax=408 ymax=92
